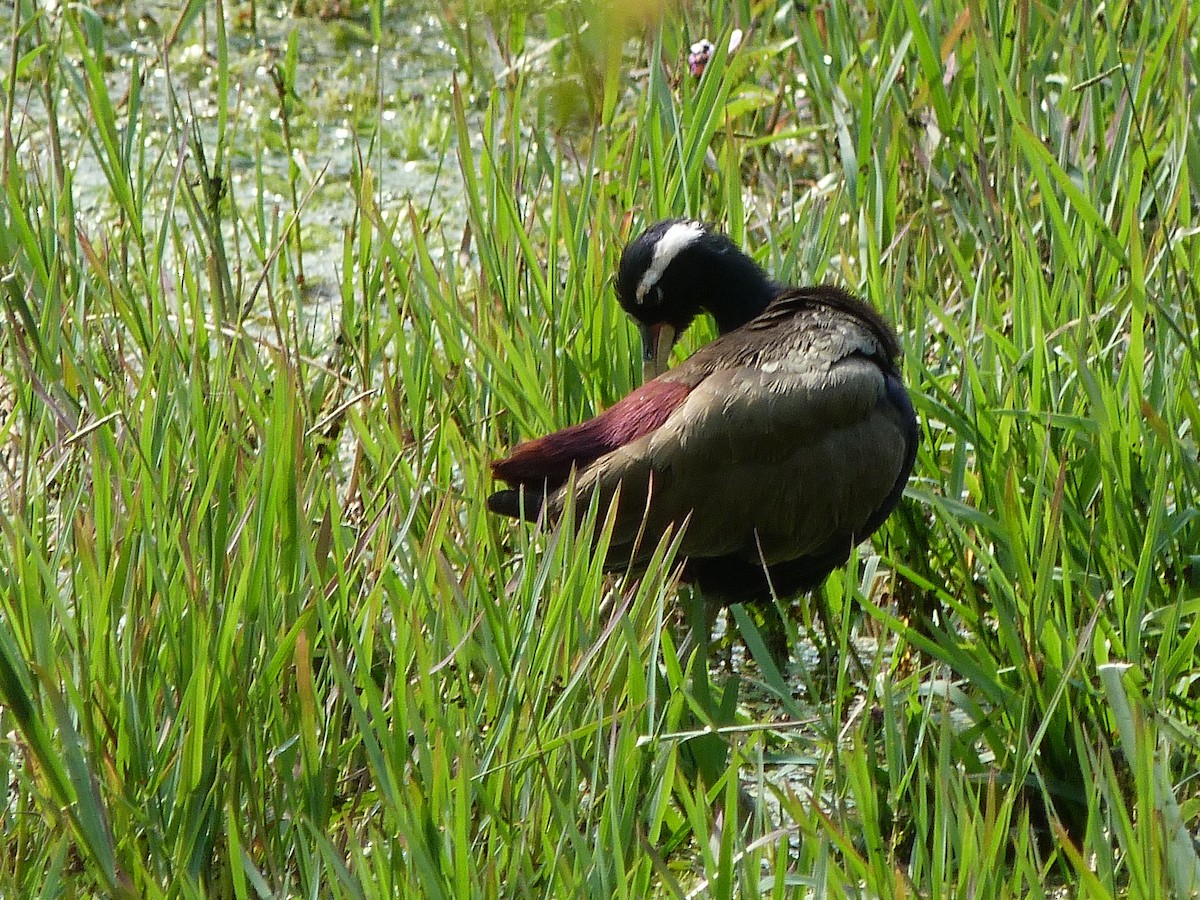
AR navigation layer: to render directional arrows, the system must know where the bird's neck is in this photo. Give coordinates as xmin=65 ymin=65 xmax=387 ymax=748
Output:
xmin=706 ymin=276 xmax=779 ymax=334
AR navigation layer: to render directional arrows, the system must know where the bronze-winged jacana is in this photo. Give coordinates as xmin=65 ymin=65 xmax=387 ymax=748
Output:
xmin=487 ymin=219 xmax=917 ymax=650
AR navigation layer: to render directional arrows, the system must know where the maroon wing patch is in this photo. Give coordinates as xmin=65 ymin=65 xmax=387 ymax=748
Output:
xmin=492 ymin=379 xmax=693 ymax=491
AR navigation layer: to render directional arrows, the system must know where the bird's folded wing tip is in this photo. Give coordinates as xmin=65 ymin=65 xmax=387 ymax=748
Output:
xmin=487 ymin=488 xmax=545 ymax=521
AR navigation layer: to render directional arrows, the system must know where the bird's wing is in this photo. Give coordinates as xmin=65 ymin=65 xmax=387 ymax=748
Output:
xmin=565 ymin=349 xmax=913 ymax=573
xmin=489 ymin=377 xmax=697 ymax=519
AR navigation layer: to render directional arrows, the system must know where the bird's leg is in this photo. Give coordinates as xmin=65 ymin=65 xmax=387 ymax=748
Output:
xmin=669 ymin=587 xmax=748 ymax=827
xmin=756 ymin=600 xmax=791 ymax=673
xmin=810 ymin=583 xmax=868 ymax=684
xmin=686 ymin=593 xmax=764 ymax=853
xmin=674 ymin=586 xmax=720 ymax=663
xmin=812 ymin=583 xmax=836 ymax=666
xmin=792 ymin=582 xmax=830 ymax=673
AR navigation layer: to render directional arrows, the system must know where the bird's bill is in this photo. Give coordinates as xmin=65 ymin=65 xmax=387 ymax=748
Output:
xmin=640 ymin=322 xmax=677 ymax=382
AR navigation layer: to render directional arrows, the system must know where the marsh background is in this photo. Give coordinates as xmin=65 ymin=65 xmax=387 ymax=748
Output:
xmin=1 ymin=0 xmax=1198 ymax=896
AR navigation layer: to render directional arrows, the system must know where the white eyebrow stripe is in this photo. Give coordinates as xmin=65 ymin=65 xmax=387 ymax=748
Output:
xmin=634 ymin=221 xmax=706 ymax=303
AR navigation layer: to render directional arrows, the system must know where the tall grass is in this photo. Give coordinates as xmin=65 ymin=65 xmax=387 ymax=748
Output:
xmin=0 ymin=0 xmax=1197 ymax=895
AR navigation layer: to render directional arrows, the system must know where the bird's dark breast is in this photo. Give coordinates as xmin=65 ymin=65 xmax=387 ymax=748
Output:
xmin=854 ymin=371 xmax=918 ymax=540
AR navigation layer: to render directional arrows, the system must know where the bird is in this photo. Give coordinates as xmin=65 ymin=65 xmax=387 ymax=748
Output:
xmin=487 ymin=219 xmax=917 ymax=646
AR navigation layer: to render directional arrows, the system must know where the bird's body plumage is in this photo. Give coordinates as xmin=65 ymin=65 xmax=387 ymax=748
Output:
xmin=489 ymin=273 xmax=917 ymax=605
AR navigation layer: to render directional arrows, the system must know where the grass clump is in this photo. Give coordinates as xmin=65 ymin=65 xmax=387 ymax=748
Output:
xmin=0 ymin=0 xmax=1198 ymax=896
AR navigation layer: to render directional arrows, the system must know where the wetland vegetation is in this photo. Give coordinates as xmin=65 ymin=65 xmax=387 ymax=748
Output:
xmin=1 ymin=0 xmax=1199 ymax=896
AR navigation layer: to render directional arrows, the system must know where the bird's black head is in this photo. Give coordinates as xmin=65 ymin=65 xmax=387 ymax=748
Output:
xmin=615 ymin=219 xmax=777 ymax=338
